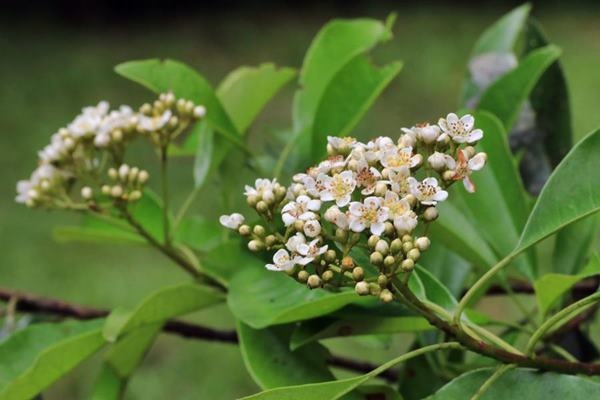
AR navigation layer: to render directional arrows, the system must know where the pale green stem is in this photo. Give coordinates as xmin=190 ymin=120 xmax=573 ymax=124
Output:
xmin=467 ymin=323 xmax=524 ymax=355
xmin=470 ymin=364 xmax=515 ymax=400
xmin=160 ymin=145 xmax=171 ymax=245
xmin=525 ymin=292 xmax=600 ymax=355
xmin=549 ymin=344 xmax=578 ymax=362
xmin=454 ymin=251 xmax=520 ymax=325
xmin=173 ymin=185 xmax=202 ymax=230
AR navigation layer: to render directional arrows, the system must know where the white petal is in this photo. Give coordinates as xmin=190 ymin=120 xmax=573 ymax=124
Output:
xmin=446 ymin=113 xmax=459 ymax=124
xmin=463 ymin=177 xmax=476 ymax=193
xmin=423 ymin=177 xmax=439 ymax=187
xmin=460 ymin=114 xmax=474 ymax=131
xmin=468 ymin=153 xmax=486 ymax=171
xmin=433 ymin=190 xmax=448 ymax=202
xmin=370 ymin=222 xmax=385 ymax=236
xmin=307 ymin=199 xmax=322 ymax=211
xmin=282 ymin=213 xmax=296 ymax=226
xmin=349 ymin=219 xmax=365 ymax=233
xmin=265 ymin=264 xmax=280 ymax=271
xmin=336 ymin=195 xmax=351 ymax=207
xmin=466 ymin=129 xmax=483 ymax=142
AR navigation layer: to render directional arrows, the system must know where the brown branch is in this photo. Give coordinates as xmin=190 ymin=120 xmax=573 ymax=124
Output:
xmin=393 ymin=281 xmax=600 ymax=376
xmin=0 ymin=287 xmax=394 ymax=381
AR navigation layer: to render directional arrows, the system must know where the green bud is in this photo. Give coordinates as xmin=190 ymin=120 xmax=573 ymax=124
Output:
xmin=384 ymin=255 xmax=395 ymax=268
xmin=407 ymin=248 xmax=421 ymax=261
xmin=253 ymin=225 xmax=266 ymax=237
xmin=402 ymin=234 xmax=413 ymax=243
xmin=307 ymin=274 xmax=322 ymax=289
xmin=256 ymin=201 xmax=269 ymax=213
xmin=377 ymin=274 xmax=388 ymax=287
xmin=265 ymin=235 xmax=277 ymax=247
xmin=293 ymin=220 xmax=304 ymax=232
xmin=335 ymin=228 xmax=348 ymax=243
xmin=379 ymin=289 xmax=393 ymax=303
xmin=401 ymin=258 xmax=414 ymax=271
xmin=415 ymin=237 xmax=431 ymax=251
xmin=248 ymin=240 xmax=264 ymax=252
xmin=247 ymin=195 xmax=259 ymax=207
xmin=322 ymin=270 xmax=334 ymax=282
xmin=324 ymin=249 xmax=337 ymax=263
xmin=355 ymin=281 xmax=370 ymax=296
xmin=238 ymin=225 xmax=251 ymax=236
xmin=275 ymin=186 xmax=287 ymax=200
xmin=370 ymin=251 xmax=383 ymax=265
xmin=369 ymin=283 xmax=382 ymax=296
xmin=390 ymin=238 xmax=402 ymax=254
xmin=423 ymin=207 xmax=438 ymax=221
xmin=367 ymin=235 xmax=379 ymax=249
xmin=352 ymin=266 xmax=364 ymax=281
xmin=297 ymin=270 xmax=309 ymax=282
xmin=108 ymin=168 xmax=118 ymax=180
xmin=375 ymin=240 xmax=389 ymax=255
xmin=384 ymin=221 xmax=394 ymax=236
xmin=402 ymin=241 xmax=414 ymax=254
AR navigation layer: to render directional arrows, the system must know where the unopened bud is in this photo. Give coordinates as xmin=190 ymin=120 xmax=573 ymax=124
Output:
xmin=352 ymin=267 xmax=364 ymax=281
xmin=322 ymin=270 xmax=334 ymax=282
xmin=129 ymin=190 xmax=142 ymax=201
xmin=369 ymin=283 xmax=382 ymax=296
xmin=367 ymin=235 xmax=379 ymax=249
xmin=401 ymin=258 xmax=415 ymax=271
xmin=238 ymin=225 xmax=251 ymax=236
xmin=377 ymin=274 xmax=388 ymax=287
xmin=341 ymin=256 xmax=354 ymax=270
xmin=375 ymin=240 xmax=389 ymax=255
xmin=415 ymin=237 xmax=431 ymax=251
xmin=110 ymin=185 xmax=123 ymax=198
xmin=81 ymin=186 xmax=93 ymax=200
xmin=380 ymin=289 xmax=393 ymax=303
xmin=101 ymin=185 xmax=111 ymax=195
xmin=265 ymin=235 xmax=277 ymax=247
xmin=402 ymin=241 xmax=414 ymax=254
xmin=442 ymin=170 xmax=456 ymax=181
xmin=246 ymin=195 xmax=259 ymax=207
xmin=464 ymin=146 xmax=476 ymax=158
xmin=402 ymin=234 xmax=413 ymax=243
xmin=407 ymin=248 xmax=421 ymax=261
xmin=390 ymin=238 xmax=402 ymax=254
xmin=355 ymin=281 xmax=370 ymax=296
xmin=128 ymin=167 xmax=139 ymax=182
xmin=111 ymin=129 xmax=123 ymax=142
xmin=193 ymin=105 xmax=206 ymax=118
xmin=335 ymin=228 xmax=348 ymax=243
xmin=297 ymin=270 xmax=309 ymax=283
xmin=384 ymin=221 xmax=394 ymax=236
xmin=256 ymin=201 xmax=268 ymax=213
xmin=248 ymin=240 xmax=264 ymax=252
xmin=384 ymin=255 xmax=396 ymax=268
xmin=307 ymin=274 xmax=322 ymax=289
xmin=253 ymin=225 xmax=266 ymax=237
xmin=423 ymin=207 xmax=439 ymax=221
xmin=404 ymin=194 xmax=417 ymax=207
xmin=293 ymin=220 xmax=305 ymax=232
xmin=118 ymin=164 xmax=130 ymax=181
xmin=374 ymin=182 xmax=388 ymax=197
xmin=108 ymin=168 xmax=118 ymax=180
xmin=370 ymin=251 xmax=383 ymax=265
xmin=324 ymin=249 xmax=337 ymax=263
xmin=138 ymin=170 xmax=149 ymax=184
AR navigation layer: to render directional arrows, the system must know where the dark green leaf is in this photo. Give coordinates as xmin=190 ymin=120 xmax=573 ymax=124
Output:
xmin=202 ymin=240 xmax=265 ymax=287
xmin=477 ymin=45 xmax=561 ymax=132
xmin=0 ymin=320 xmax=105 ymax=400
xmin=237 ymin=322 xmax=334 ymax=389
xmin=174 ymin=215 xmax=222 ymax=252
xmin=552 ymin=216 xmax=598 ymax=275
xmin=427 ymin=367 xmax=600 ymax=399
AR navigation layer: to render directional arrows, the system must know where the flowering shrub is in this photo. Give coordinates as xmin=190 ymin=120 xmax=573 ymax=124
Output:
xmin=4 ymin=5 xmax=600 ymax=400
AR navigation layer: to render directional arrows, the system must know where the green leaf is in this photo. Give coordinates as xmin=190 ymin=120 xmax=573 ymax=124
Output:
xmin=427 ymin=367 xmax=600 ymax=399
xmin=534 ymin=253 xmax=600 ymax=316
xmin=174 ymin=215 xmax=222 ymax=252
xmin=115 ymin=58 xmax=243 ymax=147
xmin=53 ymin=214 xmax=143 ymax=245
xmin=89 ymin=365 xmax=122 ymax=400
xmin=237 ymin=322 xmax=334 ymax=389
xmin=228 ymin=265 xmax=371 ymax=329
xmin=202 ymin=240 xmax=265 ymax=287
xmin=293 ymin=16 xmax=394 ymax=135
xmin=477 ymin=45 xmax=561 ymax=132
xmin=311 ymin=55 xmax=402 ymax=159
xmin=552 ymin=216 xmax=599 ymax=275
xmin=459 ymin=111 xmax=535 ymax=278
xmin=516 ymin=128 xmax=600 ymax=253
xmin=290 ymin=316 xmax=431 ymax=350
xmin=192 ymin=121 xmax=213 ymax=187
xmin=525 ymin=18 xmax=573 ymax=167
xmin=0 ymin=320 xmax=105 ymax=400
xmin=412 ymin=265 xmax=457 ymax=312
xmin=103 ymin=283 xmax=223 ymax=341
xmin=418 ymin=243 xmax=472 ymax=298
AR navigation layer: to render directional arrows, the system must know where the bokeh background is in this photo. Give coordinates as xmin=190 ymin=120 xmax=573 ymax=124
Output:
xmin=1 ymin=1 xmax=599 ymax=398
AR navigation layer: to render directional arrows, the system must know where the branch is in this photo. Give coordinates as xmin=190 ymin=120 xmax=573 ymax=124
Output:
xmin=392 ymin=280 xmax=600 ymax=376
xmin=0 ymin=287 xmax=396 ymax=382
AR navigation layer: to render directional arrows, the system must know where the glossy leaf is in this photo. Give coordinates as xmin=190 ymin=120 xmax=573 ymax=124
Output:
xmin=0 ymin=320 xmax=105 ymax=400
xmin=477 ymin=45 xmax=561 ymax=132
xmin=427 ymin=367 xmax=600 ymax=399
xmin=292 ymin=16 xmax=393 ymax=135
xmin=53 ymin=214 xmax=142 ymax=245
xmin=516 ymin=128 xmax=600 ymax=253
xmin=412 ymin=265 xmax=457 ymax=311
xmin=103 ymin=283 xmax=224 ymax=341
xmin=174 ymin=215 xmax=222 ymax=252
xmin=418 ymin=243 xmax=472 ymax=297
xmin=237 ymin=322 xmax=334 ymax=389
xmin=89 ymin=366 xmax=122 ymax=400
xmin=115 ymin=58 xmax=244 ymax=147
xmin=228 ymin=265 xmax=371 ymax=329
xmin=202 ymin=240 xmax=265 ymax=287
xmin=535 ymin=253 xmax=600 ymax=316
xmin=553 ymin=216 xmax=599 ymax=275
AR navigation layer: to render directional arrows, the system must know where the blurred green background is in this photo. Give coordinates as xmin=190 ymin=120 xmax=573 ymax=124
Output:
xmin=1 ymin=2 xmax=599 ymax=398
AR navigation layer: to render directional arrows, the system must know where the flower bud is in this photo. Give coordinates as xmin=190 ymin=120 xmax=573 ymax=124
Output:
xmin=129 ymin=190 xmax=142 ymax=201
xmin=110 ymin=185 xmax=123 ymax=198
xmin=384 ymin=255 xmax=395 ymax=268
xmin=293 ymin=219 xmax=305 ymax=232
xmin=81 ymin=186 xmax=93 ymax=200
xmin=377 ymin=274 xmax=388 ymax=287
xmin=322 ymin=270 xmax=334 ymax=282
xmin=402 ymin=241 xmax=414 ymax=254
xmin=138 ymin=170 xmax=150 ymax=184
xmin=193 ymin=105 xmax=206 ymax=118
xmin=128 ymin=167 xmax=139 ymax=182
xmin=415 ymin=237 xmax=431 ymax=251
xmin=265 ymin=235 xmax=277 ymax=247
xmin=402 ymin=234 xmax=413 ymax=243
xmin=390 ymin=238 xmax=402 ymax=254
xmin=101 ymin=185 xmax=111 ymax=195
xmin=464 ymin=146 xmax=476 ymax=158
xmin=423 ymin=207 xmax=439 ymax=221
xmin=404 ymin=194 xmax=417 ymax=207
xmin=253 ymin=225 xmax=266 ymax=237
xmin=375 ymin=240 xmax=389 ymax=255
xmin=379 ymin=289 xmax=393 ymax=303
xmin=335 ymin=228 xmax=348 ymax=243
xmin=355 ymin=281 xmax=370 ymax=296
xmin=442 ymin=170 xmax=456 ymax=181
xmin=352 ymin=266 xmax=364 ymax=281
xmin=303 ymin=220 xmax=321 ymax=238
xmin=111 ymin=129 xmax=123 ymax=142
xmin=370 ymin=251 xmax=383 ymax=265
xmin=108 ymin=168 xmax=118 ymax=180
xmin=248 ymin=240 xmax=264 ymax=252
xmin=341 ymin=256 xmax=354 ymax=271
xmin=307 ymin=274 xmax=322 ymax=289
xmin=367 ymin=235 xmax=379 ymax=249
xmin=428 ymin=152 xmax=449 ymax=171
xmin=238 ymin=224 xmax=251 ymax=236
xmin=246 ymin=194 xmax=259 ymax=207
xmin=297 ymin=270 xmax=309 ymax=283
xmin=256 ymin=200 xmax=269 ymax=213
xmin=374 ymin=182 xmax=387 ymax=197
xmin=275 ymin=186 xmax=287 ymax=200
xmin=118 ymin=164 xmax=130 ymax=181
xmin=369 ymin=283 xmax=382 ymax=296
xmin=401 ymin=258 xmax=414 ymax=271
xmin=324 ymin=249 xmax=337 ymax=263
xmin=407 ymin=248 xmax=421 ymax=261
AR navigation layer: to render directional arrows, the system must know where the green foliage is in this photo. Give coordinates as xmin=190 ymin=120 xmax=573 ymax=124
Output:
xmin=427 ymin=367 xmax=600 ymax=399
xmin=0 ymin=320 xmax=105 ymax=400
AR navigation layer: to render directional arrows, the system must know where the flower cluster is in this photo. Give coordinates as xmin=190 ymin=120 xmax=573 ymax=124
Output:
xmin=16 ymin=93 xmax=206 ymax=209
xmin=220 ymin=113 xmax=487 ymax=302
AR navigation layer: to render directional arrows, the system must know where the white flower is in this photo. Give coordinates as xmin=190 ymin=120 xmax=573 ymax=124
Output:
xmin=354 ymin=162 xmax=382 ymax=195
xmin=15 ymin=180 xmax=35 ymax=204
xmin=219 ymin=213 xmax=245 ymax=229
xmin=286 ymin=232 xmax=307 ymax=253
xmin=403 ymin=123 xmax=441 ymax=144
xmin=281 ymin=195 xmax=321 ymax=226
xmin=137 ymin=109 xmax=172 ymax=132
xmin=446 ymin=150 xmax=487 ymax=193
xmin=437 ymin=113 xmax=483 ymax=144
xmin=303 ymin=220 xmax=322 ymax=238
xmin=265 ymin=249 xmax=296 ymax=271
xmin=382 ymin=191 xmax=411 ymax=220
xmin=394 ymin=211 xmax=418 ymax=233
xmin=428 ymin=151 xmax=454 ymax=171
xmin=319 ymin=171 xmax=356 ymax=207
xmin=348 ymin=196 xmax=389 ymax=235
xmin=408 ymin=177 xmax=448 ymax=205
xmin=315 ymin=155 xmax=346 ymax=174
xmin=380 ymin=147 xmax=420 ymax=170
xmin=296 ymin=238 xmax=328 ymax=264
xmin=68 ymin=101 xmax=109 ymax=137
xmin=387 ymin=166 xmax=411 ymax=196
xmin=327 ymin=136 xmax=356 ymax=153
xmin=244 ymin=178 xmax=277 ymax=202
xmin=94 ymin=132 xmax=111 ymax=148
xmin=98 ymin=105 xmax=134 ymax=135
xmin=324 ymin=205 xmax=349 ymax=229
